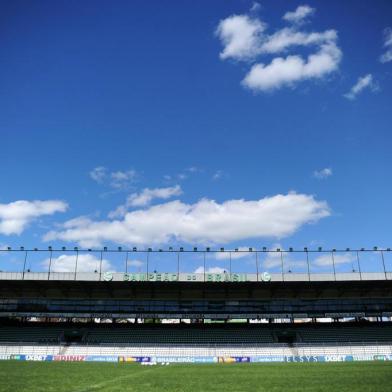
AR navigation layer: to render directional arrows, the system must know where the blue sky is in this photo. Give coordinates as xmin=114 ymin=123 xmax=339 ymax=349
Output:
xmin=0 ymin=1 xmax=391 ymax=273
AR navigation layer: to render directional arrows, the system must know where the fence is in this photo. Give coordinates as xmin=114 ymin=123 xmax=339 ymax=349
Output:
xmin=0 ymin=248 xmax=391 ymax=282
xmin=1 ymin=341 xmax=392 ymax=360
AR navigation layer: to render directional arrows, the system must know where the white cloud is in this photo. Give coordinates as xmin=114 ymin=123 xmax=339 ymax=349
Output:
xmin=212 ymin=170 xmax=224 ymax=181
xmin=216 ymin=5 xmax=342 ymax=92
xmin=0 ymin=244 xmax=9 ymax=253
xmin=216 ymin=14 xmax=266 ymax=60
xmin=163 ymin=167 xmax=202 ymax=184
xmin=217 ymin=18 xmax=337 ymax=59
xmin=194 ymin=266 xmax=226 ymax=274
xmin=90 ymin=167 xmax=107 ymax=183
xmin=127 ymin=185 xmax=182 ymax=207
xmin=186 ymin=167 xmax=201 ymax=173
xmin=344 ymin=74 xmax=378 ymax=100
xmin=380 ymin=27 xmax=392 ymax=63
xmin=262 ymin=246 xmax=307 ymax=270
xmin=283 ymin=5 xmax=315 ymax=24
xmin=177 ymin=167 xmax=202 ymax=180
xmin=313 ymin=168 xmax=332 ymax=179
xmin=260 ymin=28 xmax=337 ymax=54
xmin=0 ymin=200 xmax=68 ymax=235
xmin=250 ymin=2 xmax=261 ymax=13
xmin=215 ymin=247 xmax=253 ymax=260
xmin=242 ymin=41 xmax=342 ymax=91
xmin=90 ymin=167 xmax=137 ymax=190
xmin=313 ymin=253 xmax=355 ymax=267
xmin=263 ymin=251 xmax=283 ymax=269
xmin=110 ymin=170 xmax=137 ymax=190
xmin=44 ymin=193 xmax=330 ymax=247
xmin=108 ymin=185 xmax=182 ymax=218
xmin=42 ymin=253 xmax=112 ymax=273
xmin=127 ymin=259 xmax=144 ymax=267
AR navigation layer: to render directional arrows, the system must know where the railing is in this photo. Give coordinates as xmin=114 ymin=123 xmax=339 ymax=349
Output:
xmin=1 ymin=341 xmax=392 ymax=357
xmin=0 ymin=247 xmax=391 ymax=282
xmin=1 ymin=341 xmax=392 ymax=348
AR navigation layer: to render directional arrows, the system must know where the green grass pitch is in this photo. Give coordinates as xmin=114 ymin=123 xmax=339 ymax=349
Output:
xmin=0 ymin=361 xmax=391 ymax=392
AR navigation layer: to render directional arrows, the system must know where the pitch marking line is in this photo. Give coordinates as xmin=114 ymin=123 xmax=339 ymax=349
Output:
xmin=71 ymin=367 xmax=157 ymax=392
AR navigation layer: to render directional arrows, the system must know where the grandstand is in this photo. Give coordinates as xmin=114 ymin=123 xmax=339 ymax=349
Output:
xmin=1 ymin=324 xmax=392 ymax=361
xmin=2 ymin=322 xmax=392 ymax=345
xmin=0 ymin=248 xmax=392 ymax=363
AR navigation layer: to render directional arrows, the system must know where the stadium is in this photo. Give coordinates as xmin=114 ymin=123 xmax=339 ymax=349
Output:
xmin=1 ymin=0 xmax=392 ymax=390
xmin=1 ymin=247 xmax=392 ymax=387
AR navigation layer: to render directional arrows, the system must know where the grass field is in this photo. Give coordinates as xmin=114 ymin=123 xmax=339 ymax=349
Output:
xmin=0 ymin=361 xmax=391 ymax=392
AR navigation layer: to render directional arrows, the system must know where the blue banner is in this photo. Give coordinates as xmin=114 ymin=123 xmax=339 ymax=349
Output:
xmin=193 ymin=357 xmax=218 ymax=363
xmin=151 ymin=356 xmax=218 ymax=363
xmin=251 ymin=356 xmax=286 ymax=362
xmin=2 ymin=353 xmax=392 ymax=364
xmin=118 ymin=356 xmax=150 ymax=363
xmin=85 ymin=356 xmax=118 ymax=362
xmin=18 ymin=355 xmax=53 ymax=361
xmin=285 ymin=356 xmax=325 ymax=363
xmin=218 ymin=357 xmax=250 ymax=363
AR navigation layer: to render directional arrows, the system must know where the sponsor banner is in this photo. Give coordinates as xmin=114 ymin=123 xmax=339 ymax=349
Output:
xmin=150 ymin=356 xmax=218 ymax=363
xmin=373 ymin=355 xmax=392 ymax=361
xmin=285 ymin=356 xmax=325 ymax=363
xmin=118 ymin=356 xmax=150 ymax=363
xmin=251 ymin=356 xmax=286 ymax=362
xmin=85 ymin=356 xmax=118 ymax=363
xmin=250 ymin=355 xmax=356 ymax=362
xmin=2 ymin=353 xmax=392 ymax=364
xmin=22 ymin=355 xmax=53 ymax=362
xmin=352 ymin=355 xmax=392 ymax=362
xmin=326 ymin=355 xmax=353 ymax=362
xmin=0 ymin=354 xmax=24 ymax=361
xmin=285 ymin=356 xmax=353 ymax=363
xmin=324 ymin=355 xmax=353 ymax=362
xmin=8 ymin=354 xmax=122 ymax=363
xmin=352 ymin=355 xmax=374 ymax=361
xmin=218 ymin=357 xmax=251 ymax=363
xmin=53 ymin=355 xmax=85 ymax=362
xmin=192 ymin=357 xmax=218 ymax=363
xmin=151 ymin=356 xmax=195 ymax=363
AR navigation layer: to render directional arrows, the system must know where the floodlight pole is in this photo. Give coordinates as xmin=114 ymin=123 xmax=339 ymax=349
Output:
xmin=125 ymin=251 xmax=129 ymax=274
xmin=48 ymin=249 xmax=53 ymax=280
xmin=146 ymin=251 xmax=149 ymax=276
xmin=331 ymin=251 xmax=336 ymax=281
xmin=22 ymin=250 xmax=28 ymax=280
xmin=177 ymin=251 xmax=180 ymax=276
xmin=229 ymin=252 xmax=232 ymax=276
xmin=99 ymin=251 xmax=103 ymax=280
xmin=381 ymin=251 xmax=387 ymax=280
xmin=203 ymin=252 xmax=206 ymax=282
xmin=74 ymin=250 xmax=79 ymax=280
xmin=280 ymin=251 xmax=284 ymax=282
xmin=305 ymin=250 xmax=310 ymax=282
xmin=356 ymin=251 xmax=362 ymax=281
xmin=255 ymin=251 xmax=259 ymax=282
